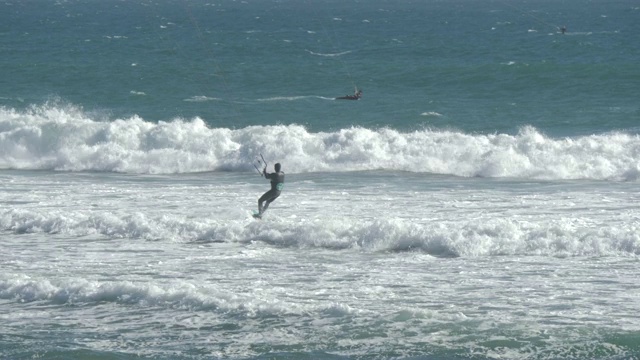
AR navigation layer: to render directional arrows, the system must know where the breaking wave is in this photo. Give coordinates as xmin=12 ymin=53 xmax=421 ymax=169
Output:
xmin=1 ymin=102 xmax=639 ymax=180
xmin=2 ymin=208 xmax=639 ymax=257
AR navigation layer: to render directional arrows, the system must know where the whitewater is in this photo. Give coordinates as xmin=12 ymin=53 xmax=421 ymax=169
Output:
xmin=2 ymin=104 xmax=640 ymax=181
xmin=3 ymin=0 xmax=640 ymax=358
xmin=2 ymin=106 xmax=640 ymax=359
xmin=2 ymin=155 xmax=640 ymax=359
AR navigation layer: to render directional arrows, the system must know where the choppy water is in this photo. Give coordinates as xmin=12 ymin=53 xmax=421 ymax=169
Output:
xmin=1 ymin=0 xmax=640 ymax=359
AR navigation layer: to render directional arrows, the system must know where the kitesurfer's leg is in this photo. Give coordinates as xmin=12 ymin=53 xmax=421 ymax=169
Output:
xmin=258 ymin=191 xmax=270 ymax=214
xmin=259 ymin=191 xmax=280 ymax=215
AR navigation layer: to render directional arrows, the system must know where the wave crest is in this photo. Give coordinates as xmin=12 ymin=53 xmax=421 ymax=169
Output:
xmin=1 ymin=104 xmax=639 ymax=180
xmin=2 ymin=209 xmax=639 ymax=257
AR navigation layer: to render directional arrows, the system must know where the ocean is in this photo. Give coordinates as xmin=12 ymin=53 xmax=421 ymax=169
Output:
xmin=1 ymin=0 xmax=640 ymax=359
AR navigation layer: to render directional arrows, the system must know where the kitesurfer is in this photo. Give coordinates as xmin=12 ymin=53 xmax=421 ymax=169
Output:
xmin=256 ymin=162 xmax=285 ymax=218
xmin=336 ymin=89 xmax=362 ymax=100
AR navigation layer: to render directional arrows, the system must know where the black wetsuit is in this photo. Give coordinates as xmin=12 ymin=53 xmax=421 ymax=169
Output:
xmin=336 ymin=91 xmax=362 ymax=100
xmin=258 ymin=170 xmax=285 ymax=215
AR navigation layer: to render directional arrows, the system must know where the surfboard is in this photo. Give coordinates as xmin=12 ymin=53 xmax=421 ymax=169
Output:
xmin=252 ymin=211 xmax=262 ymax=219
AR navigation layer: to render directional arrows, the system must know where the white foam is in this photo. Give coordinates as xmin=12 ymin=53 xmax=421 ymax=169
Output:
xmin=183 ymin=96 xmax=220 ymax=102
xmin=256 ymin=96 xmax=310 ymax=102
xmin=305 ymin=49 xmax=352 ymax=57
xmin=1 ymin=103 xmax=640 ymax=180
xmin=0 ymin=276 xmax=293 ymax=315
xmin=1 ymin=208 xmax=638 ymax=257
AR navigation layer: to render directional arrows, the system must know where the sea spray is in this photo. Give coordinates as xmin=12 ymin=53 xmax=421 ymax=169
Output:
xmin=2 ymin=104 xmax=640 ymax=180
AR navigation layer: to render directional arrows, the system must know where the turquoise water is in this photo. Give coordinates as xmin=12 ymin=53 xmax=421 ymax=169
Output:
xmin=1 ymin=1 xmax=640 ymax=359
xmin=3 ymin=0 xmax=638 ymax=135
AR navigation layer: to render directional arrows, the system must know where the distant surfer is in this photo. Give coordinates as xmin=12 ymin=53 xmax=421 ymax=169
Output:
xmin=336 ymin=89 xmax=362 ymax=100
xmin=559 ymin=25 xmax=567 ymax=34
xmin=255 ymin=162 xmax=285 ymax=218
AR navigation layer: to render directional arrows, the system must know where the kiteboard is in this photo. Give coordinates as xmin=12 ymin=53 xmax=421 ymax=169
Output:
xmin=252 ymin=211 xmax=262 ymax=220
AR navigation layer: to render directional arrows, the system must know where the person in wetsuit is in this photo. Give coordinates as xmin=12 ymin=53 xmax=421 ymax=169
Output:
xmin=257 ymin=162 xmax=285 ymax=217
xmin=336 ymin=89 xmax=362 ymax=100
